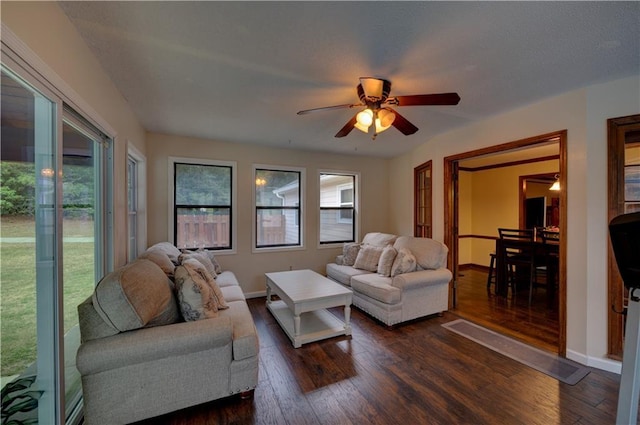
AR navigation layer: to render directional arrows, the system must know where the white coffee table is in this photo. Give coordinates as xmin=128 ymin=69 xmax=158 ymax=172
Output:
xmin=265 ymin=269 xmax=352 ymax=348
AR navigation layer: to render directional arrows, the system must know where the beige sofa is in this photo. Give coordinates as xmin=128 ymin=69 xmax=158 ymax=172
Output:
xmin=76 ymin=243 xmax=259 ymax=424
xmin=326 ymin=233 xmax=452 ymax=326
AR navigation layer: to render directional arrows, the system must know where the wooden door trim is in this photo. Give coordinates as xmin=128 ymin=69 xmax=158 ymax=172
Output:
xmin=444 ymin=130 xmax=567 ymax=355
xmin=607 ymin=114 xmax=640 ymax=359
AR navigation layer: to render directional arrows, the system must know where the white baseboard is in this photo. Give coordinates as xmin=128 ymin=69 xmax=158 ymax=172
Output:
xmin=245 ymin=290 xmax=267 ymax=299
xmin=566 ymin=349 xmax=622 ymax=374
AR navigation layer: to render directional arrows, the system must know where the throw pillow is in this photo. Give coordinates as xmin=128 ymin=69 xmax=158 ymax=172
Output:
xmin=179 ymin=251 xmax=218 ymax=279
xmin=342 ymin=243 xmax=361 ymax=266
xmin=196 ymin=248 xmax=223 ymax=274
xmin=181 ymin=258 xmax=229 ymax=310
xmin=390 ymin=247 xmax=417 ymax=277
xmin=147 ymin=242 xmax=182 ymax=265
xmin=377 ymin=245 xmax=398 ymax=277
xmin=174 ymin=260 xmax=219 ymax=321
xmin=353 ymin=245 xmax=384 ymax=272
xmin=137 ymin=247 xmax=176 ymax=281
xmin=92 ymin=259 xmax=180 ymax=332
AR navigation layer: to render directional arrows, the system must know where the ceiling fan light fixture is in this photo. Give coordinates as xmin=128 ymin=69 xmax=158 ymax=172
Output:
xmin=360 ymin=77 xmax=384 ymax=99
xmin=356 ymin=108 xmax=374 ymax=127
xmin=354 ymin=121 xmax=370 ymax=133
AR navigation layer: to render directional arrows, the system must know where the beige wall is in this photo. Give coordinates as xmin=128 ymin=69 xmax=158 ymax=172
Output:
xmin=145 ymin=133 xmax=390 ymax=295
xmin=458 ymin=160 xmax=559 ymax=267
xmin=2 ymin=2 xmax=146 ymax=266
xmin=389 ymin=75 xmax=640 ymax=371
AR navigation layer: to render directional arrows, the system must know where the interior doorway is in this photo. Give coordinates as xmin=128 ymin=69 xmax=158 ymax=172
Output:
xmin=444 ymin=130 xmax=567 ymax=355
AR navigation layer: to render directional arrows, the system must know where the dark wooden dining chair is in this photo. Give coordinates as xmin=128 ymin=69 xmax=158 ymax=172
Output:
xmin=537 ymin=230 xmax=560 ymax=291
xmin=497 ymin=228 xmax=536 ymax=304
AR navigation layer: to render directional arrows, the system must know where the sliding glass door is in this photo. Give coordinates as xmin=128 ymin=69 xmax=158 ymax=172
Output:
xmin=1 ymin=61 xmax=112 ymax=424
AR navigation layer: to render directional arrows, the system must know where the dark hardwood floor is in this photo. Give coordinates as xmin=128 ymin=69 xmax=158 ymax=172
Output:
xmin=136 ymin=294 xmax=630 ymax=425
xmin=454 ymin=268 xmax=559 ymax=353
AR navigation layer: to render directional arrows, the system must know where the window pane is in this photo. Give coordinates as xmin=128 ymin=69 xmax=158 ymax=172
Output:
xmin=175 ymin=162 xmax=232 ymax=250
xmin=255 ymin=169 xmax=299 ymax=207
xmin=1 ymin=68 xmax=58 ymax=424
xmin=62 ymin=119 xmax=100 ymax=416
xmin=176 ymin=207 xmax=230 ymax=249
xmin=257 ymin=208 xmax=299 ymax=246
xmin=320 ymin=209 xmax=354 ymax=243
xmin=127 ymin=157 xmax=137 ymax=261
xmin=175 ymin=163 xmax=230 ymax=206
xmin=319 ymin=173 xmax=355 ymax=243
xmin=624 ymin=165 xmax=640 ymax=201
xmin=254 ymin=168 xmax=301 ymax=248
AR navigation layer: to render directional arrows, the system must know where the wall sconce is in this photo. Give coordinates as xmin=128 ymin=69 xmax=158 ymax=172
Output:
xmin=549 ymin=174 xmax=561 ymax=191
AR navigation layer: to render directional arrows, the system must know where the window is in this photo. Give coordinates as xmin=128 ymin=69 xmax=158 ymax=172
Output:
xmin=1 ymin=61 xmax=113 ymax=425
xmin=414 ymin=160 xmax=432 ymax=238
xmin=319 ymin=172 xmax=357 ymax=244
xmin=254 ymin=166 xmax=303 ymax=249
xmin=171 ymin=159 xmax=235 ymax=250
xmin=127 ymin=156 xmax=138 ymax=261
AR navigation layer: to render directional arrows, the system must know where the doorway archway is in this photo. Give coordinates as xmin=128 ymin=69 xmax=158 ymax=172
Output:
xmin=444 ymin=130 xmax=567 ymax=355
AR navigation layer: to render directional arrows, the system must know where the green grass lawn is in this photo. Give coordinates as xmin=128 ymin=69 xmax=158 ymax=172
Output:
xmin=1 ymin=215 xmax=95 ymax=377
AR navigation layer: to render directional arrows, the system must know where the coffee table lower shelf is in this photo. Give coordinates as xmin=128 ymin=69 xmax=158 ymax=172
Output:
xmin=267 ymin=300 xmax=349 ymax=348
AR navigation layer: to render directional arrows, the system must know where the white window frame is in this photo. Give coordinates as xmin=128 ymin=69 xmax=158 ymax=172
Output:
xmin=318 ymin=170 xmax=360 ymax=249
xmin=252 ymin=164 xmax=305 ymax=253
xmin=127 ymin=143 xmax=147 ymax=260
xmin=168 ymin=156 xmax=237 ymax=254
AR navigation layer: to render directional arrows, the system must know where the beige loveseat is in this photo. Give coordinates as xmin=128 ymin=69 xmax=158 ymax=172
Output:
xmin=76 ymin=243 xmax=259 ymax=424
xmin=326 ymin=233 xmax=452 ymax=326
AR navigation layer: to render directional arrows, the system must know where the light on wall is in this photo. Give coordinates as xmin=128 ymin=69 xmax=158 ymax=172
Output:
xmin=549 ymin=174 xmax=561 ymax=191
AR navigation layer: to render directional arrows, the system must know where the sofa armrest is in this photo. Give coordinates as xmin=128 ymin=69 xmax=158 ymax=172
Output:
xmin=392 ymin=268 xmax=453 ymax=290
xmin=77 ymin=317 xmax=233 ymax=375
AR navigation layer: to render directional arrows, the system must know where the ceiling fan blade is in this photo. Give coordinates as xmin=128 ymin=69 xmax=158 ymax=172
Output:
xmin=335 ymin=114 xmax=358 ymax=138
xmin=390 ymin=109 xmax=419 ymax=135
xmin=390 ymin=92 xmax=461 ymax=107
xmin=297 ymin=103 xmax=361 ymax=115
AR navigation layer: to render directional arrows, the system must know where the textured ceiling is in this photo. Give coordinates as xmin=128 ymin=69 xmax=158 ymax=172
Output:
xmin=59 ymin=1 xmax=639 ymax=158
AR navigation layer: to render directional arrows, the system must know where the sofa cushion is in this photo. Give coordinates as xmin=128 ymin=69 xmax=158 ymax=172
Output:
xmin=138 ymin=247 xmax=176 ymax=280
xmin=393 ymin=236 xmax=448 ymax=270
xmin=216 ymin=271 xmax=239 ymax=288
xmin=220 ymin=285 xmax=246 ymax=303
xmin=342 ymin=243 xmax=361 ymax=266
xmin=174 ymin=261 xmax=220 ymax=321
xmin=354 ymin=244 xmax=384 ymax=272
xmin=362 ymin=232 xmax=397 ymax=247
xmin=92 ymin=259 xmax=180 ymax=332
xmin=391 ymin=247 xmax=417 ymax=277
xmin=180 ymin=251 xmax=218 ymax=278
xmin=218 ymin=300 xmax=260 ymax=360
xmin=351 ymin=274 xmax=402 ymax=304
xmin=326 ymin=263 xmax=372 ymax=286
xmin=377 ymin=245 xmax=397 ymax=277
xmin=147 ymin=242 xmax=182 ymax=265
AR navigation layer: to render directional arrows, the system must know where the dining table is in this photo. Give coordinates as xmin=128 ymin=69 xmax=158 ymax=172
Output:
xmin=494 ymin=236 xmax=559 ymax=304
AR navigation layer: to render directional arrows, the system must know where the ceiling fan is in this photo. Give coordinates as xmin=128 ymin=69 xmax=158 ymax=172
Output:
xmin=297 ymin=77 xmax=460 ymax=139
